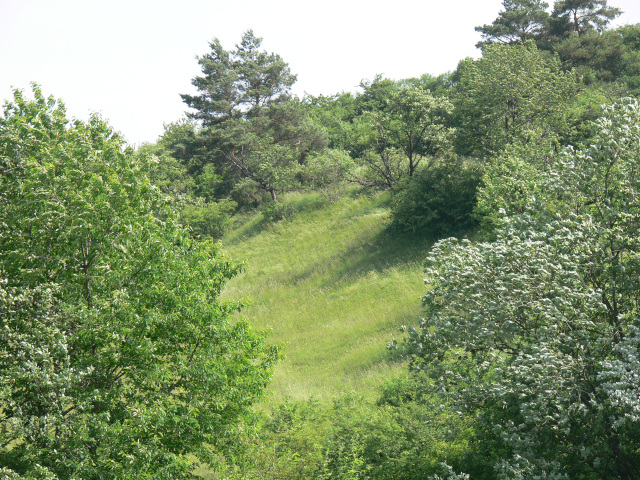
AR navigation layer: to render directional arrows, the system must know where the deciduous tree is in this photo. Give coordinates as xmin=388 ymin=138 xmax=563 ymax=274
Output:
xmin=0 ymin=85 xmax=278 ymax=479
xmin=453 ymin=41 xmax=579 ymax=157
xmin=340 ymin=81 xmax=454 ymax=188
xmin=403 ymin=98 xmax=640 ymax=479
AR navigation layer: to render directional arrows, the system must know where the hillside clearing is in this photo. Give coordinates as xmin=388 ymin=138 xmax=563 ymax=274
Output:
xmin=221 ymin=191 xmax=432 ymax=403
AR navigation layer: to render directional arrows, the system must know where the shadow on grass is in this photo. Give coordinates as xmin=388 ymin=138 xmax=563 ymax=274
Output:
xmin=224 ymin=193 xmax=335 ymax=245
xmin=281 ymin=227 xmax=433 ymax=288
xmin=285 ymin=221 xmax=480 ymax=289
xmin=337 ymin=227 xmax=435 ymax=275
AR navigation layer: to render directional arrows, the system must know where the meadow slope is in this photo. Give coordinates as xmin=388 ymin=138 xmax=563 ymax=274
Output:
xmin=220 ymin=190 xmax=433 ymax=404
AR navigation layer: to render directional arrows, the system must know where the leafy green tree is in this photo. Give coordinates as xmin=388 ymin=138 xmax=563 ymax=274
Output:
xmin=224 ymin=134 xmax=301 ymax=201
xmin=303 ymin=92 xmax=362 ymax=154
xmin=368 ymin=85 xmax=455 ymax=177
xmin=355 ymin=75 xmax=400 ymax=115
xmin=404 ymin=98 xmax=640 ymax=479
xmin=475 ymin=0 xmax=551 ymax=47
xmin=453 ymin=41 xmax=580 ymax=157
xmin=211 ymin=99 xmax=325 ymax=201
xmin=0 ymin=85 xmax=278 ymax=479
xmin=340 ymin=82 xmax=455 ymax=188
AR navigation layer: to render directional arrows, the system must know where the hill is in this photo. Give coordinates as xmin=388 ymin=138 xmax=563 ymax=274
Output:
xmin=220 ymin=189 xmax=433 ymax=404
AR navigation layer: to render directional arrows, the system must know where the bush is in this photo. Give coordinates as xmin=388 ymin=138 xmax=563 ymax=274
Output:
xmin=391 ymin=157 xmax=483 ymax=237
xmin=260 ymin=201 xmax=298 ymax=223
xmin=212 ymin=380 xmax=475 ymax=480
xmin=230 ymin=177 xmax=273 ymax=209
xmin=300 ymin=149 xmax=352 ymax=200
xmin=180 ymin=197 xmax=237 ymax=239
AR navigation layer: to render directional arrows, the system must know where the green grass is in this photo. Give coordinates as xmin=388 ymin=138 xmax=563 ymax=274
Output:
xmin=221 ymin=189 xmax=433 ymax=404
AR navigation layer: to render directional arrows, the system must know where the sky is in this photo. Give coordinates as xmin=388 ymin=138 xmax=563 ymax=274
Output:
xmin=1 ymin=0 xmax=640 ymax=146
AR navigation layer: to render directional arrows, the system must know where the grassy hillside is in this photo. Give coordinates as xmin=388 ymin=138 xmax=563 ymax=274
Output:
xmin=220 ymin=189 xmax=433 ymax=404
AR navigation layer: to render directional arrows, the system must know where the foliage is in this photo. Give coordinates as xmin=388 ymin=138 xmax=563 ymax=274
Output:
xmin=259 ymin=200 xmax=298 ymax=223
xmin=341 ymin=147 xmax=408 ymax=189
xmin=554 ymin=29 xmax=626 ymax=84
xmin=475 ymin=0 xmax=550 ymax=47
xmin=213 ymin=379 xmax=473 ymax=480
xmin=551 ymin=0 xmax=621 ymax=38
xmin=391 ymin=156 xmax=483 ymax=237
xmin=366 ymin=86 xmax=455 ymax=177
xmin=334 ymin=81 xmax=455 ymax=188
xmin=303 ymin=92 xmax=361 ymax=153
xmin=403 ymin=98 xmax=640 ymax=478
xmin=474 ymin=140 xmax=557 ymax=234
xmin=0 ymin=86 xmax=278 ymax=479
xmin=180 ymin=197 xmax=237 ymax=239
xmin=549 ymin=23 xmax=640 ymax=96
xmin=223 ymin=133 xmax=302 ymax=201
xmin=617 ymin=24 xmax=640 ymax=95
xmin=139 ymin=138 xmax=196 ymax=198
xmin=453 ymin=41 xmax=580 ymax=158
xmin=137 ymin=134 xmax=236 ymax=239
xmin=181 ymin=32 xmax=326 ymax=202
xmin=299 ymin=149 xmax=351 ymax=201
xmin=229 ymin=177 xmax=273 ymax=209
xmin=181 ymin=30 xmax=296 ymax=125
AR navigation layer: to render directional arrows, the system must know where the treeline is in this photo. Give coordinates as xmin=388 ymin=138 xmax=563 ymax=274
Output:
xmin=140 ymin=0 xmax=640 ymax=243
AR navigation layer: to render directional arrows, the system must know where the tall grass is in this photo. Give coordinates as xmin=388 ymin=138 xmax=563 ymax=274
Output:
xmin=221 ymin=190 xmax=433 ymax=403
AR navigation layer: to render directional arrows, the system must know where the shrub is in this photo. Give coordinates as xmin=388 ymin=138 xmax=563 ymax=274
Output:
xmin=230 ymin=177 xmax=273 ymax=209
xmin=180 ymin=197 xmax=237 ymax=239
xmin=260 ymin=201 xmax=298 ymax=223
xmin=391 ymin=157 xmax=483 ymax=237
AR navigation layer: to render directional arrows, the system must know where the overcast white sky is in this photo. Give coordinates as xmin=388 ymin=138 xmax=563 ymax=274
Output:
xmin=1 ymin=0 xmax=639 ymax=146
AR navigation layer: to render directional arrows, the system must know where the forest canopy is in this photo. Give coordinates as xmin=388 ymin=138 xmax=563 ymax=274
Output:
xmin=0 ymin=86 xmax=277 ymax=479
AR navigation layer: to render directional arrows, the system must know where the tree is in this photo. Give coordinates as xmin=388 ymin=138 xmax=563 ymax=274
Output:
xmin=402 ymin=98 xmax=640 ymax=478
xmin=212 ymin=99 xmax=325 ymax=201
xmin=368 ymin=85 xmax=455 ymax=178
xmin=551 ymin=0 xmax=621 ymax=37
xmin=550 ymin=23 xmax=640 ymax=94
xmin=303 ymin=92 xmax=361 ymax=154
xmin=475 ymin=0 xmax=550 ymax=47
xmin=138 ymin=124 xmax=237 ymax=240
xmin=338 ymin=80 xmax=454 ymax=188
xmin=182 ymin=32 xmax=325 ymax=202
xmin=0 ymin=85 xmax=278 ymax=479
xmin=224 ymin=134 xmax=301 ymax=201
xmin=181 ymin=30 xmax=296 ymax=124
xmin=553 ymin=29 xmax=627 ymax=83
xmin=453 ymin=41 xmax=580 ymax=157
xmin=618 ymin=24 xmax=640 ymax=95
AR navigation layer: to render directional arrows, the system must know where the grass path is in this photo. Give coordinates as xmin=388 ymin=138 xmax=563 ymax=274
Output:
xmin=221 ymin=191 xmax=432 ymax=403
